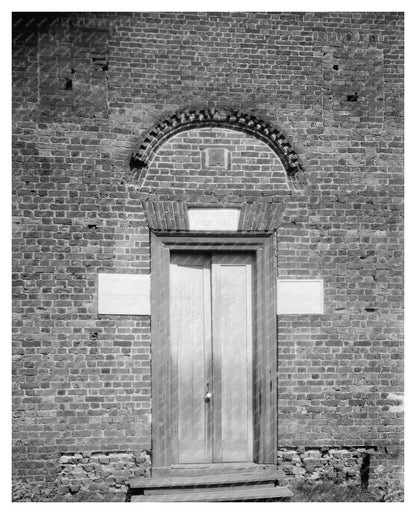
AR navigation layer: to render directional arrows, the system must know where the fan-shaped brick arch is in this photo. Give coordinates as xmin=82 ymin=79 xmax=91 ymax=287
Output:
xmin=130 ymin=108 xmax=303 ymax=178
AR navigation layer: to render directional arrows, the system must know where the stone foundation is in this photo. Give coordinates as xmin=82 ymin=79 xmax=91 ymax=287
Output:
xmin=55 ymin=451 xmax=151 ymax=502
xmin=278 ymin=447 xmax=368 ymax=484
xmin=13 ymin=446 xmax=404 ymax=502
xmin=277 ymin=446 xmax=404 ymax=501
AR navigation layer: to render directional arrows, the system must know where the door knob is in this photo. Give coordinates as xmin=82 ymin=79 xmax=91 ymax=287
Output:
xmin=203 ymin=392 xmax=212 ymax=402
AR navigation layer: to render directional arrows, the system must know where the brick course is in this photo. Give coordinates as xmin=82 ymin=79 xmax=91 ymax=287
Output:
xmin=12 ymin=11 xmax=403 ymax=500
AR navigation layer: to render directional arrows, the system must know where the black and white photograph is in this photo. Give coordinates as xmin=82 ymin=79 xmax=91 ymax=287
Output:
xmin=10 ymin=3 xmax=406 ymax=504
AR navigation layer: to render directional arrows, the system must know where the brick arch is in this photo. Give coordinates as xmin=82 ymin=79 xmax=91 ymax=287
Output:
xmin=129 ymin=107 xmax=303 ymax=178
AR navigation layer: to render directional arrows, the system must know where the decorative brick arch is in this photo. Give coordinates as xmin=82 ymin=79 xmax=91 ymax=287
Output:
xmin=130 ymin=107 xmax=303 ymax=178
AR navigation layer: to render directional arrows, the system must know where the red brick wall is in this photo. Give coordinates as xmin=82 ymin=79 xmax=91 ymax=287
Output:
xmin=12 ymin=12 xmax=404 ymax=499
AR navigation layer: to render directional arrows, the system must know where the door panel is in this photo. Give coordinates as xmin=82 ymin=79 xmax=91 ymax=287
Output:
xmin=170 ymin=252 xmax=253 ymax=464
xmin=212 ymin=254 xmax=253 ymax=462
xmin=170 ymin=254 xmax=212 ymax=464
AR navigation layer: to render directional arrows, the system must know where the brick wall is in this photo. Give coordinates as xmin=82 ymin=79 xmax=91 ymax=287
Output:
xmin=12 ymin=12 xmax=404 ymax=500
xmin=142 ymin=127 xmax=289 ymax=200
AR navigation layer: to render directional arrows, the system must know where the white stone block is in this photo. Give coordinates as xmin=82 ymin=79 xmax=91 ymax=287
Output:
xmin=188 ymin=208 xmax=240 ymax=231
xmin=98 ymin=273 xmax=150 ymax=315
xmin=277 ymin=279 xmax=324 ymax=315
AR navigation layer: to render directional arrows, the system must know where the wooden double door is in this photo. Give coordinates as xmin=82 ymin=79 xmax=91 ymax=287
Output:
xmin=170 ymin=252 xmax=254 ymax=464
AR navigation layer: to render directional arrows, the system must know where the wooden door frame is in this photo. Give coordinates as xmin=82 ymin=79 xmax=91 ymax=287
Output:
xmin=150 ymin=231 xmax=277 ymax=468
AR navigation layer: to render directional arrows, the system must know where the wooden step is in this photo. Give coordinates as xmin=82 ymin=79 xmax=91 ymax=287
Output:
xmin=144 ymin=483 xmax=275 ymax=495
xmin=130 ymin=470 xmax=285 ymax=490
xmin=151 ymin=463 xmax=278 ymax=477
xmin=131 ymin=486 xmax=293 ymax=502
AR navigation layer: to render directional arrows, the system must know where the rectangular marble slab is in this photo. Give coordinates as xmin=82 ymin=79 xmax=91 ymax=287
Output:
xmin=98 ymin=273 xmax=150 ymax=315
xmin=188 ymin=208 xmax=240 ymax=231
xmin=277 ymin=279 xmax=324 ymax=315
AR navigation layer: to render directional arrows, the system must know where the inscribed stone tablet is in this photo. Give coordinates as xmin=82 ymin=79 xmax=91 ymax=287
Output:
xmin=277 ymin=279 xmax=324 ymax=315
xmin=188 ymin=208 xmax=240 ymax=231
xmin=98 ymin=273 xmax=150 ymax=315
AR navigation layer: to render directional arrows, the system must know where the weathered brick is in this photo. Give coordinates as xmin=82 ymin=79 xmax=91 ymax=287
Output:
xmin=12 ymin=11 xmax=403 ymax=501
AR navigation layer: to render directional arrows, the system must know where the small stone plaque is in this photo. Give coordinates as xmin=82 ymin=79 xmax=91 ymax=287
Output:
xmin=204 ymin=148 xmax=230 ymax=169
xmin=98 ymin=273 xmax=150 ymax=315
xmin=277 ymin=279 xmax=324 ymax=315
xmin=188 ymin=208 xmax=240 ymax=231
